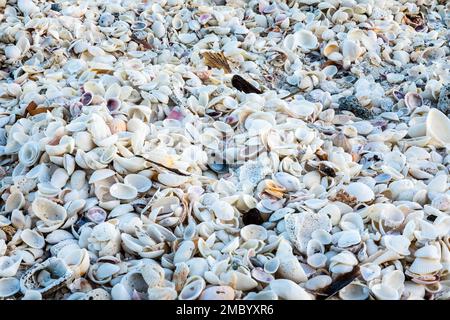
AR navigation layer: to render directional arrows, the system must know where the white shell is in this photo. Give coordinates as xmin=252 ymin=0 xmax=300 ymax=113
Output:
xmin=268 ymin=279 xmax=313 ymax=300
xmin=210 ymin=200 xmax=235 ymax=220
xmin=345 ymin=182 xmax=375 ymax=202
xmin=21 ymin=229 xmax=45 ymax=249
xmin=0 ymin=277 xmax=20 ymax=298
xmin=426 ymin=109 xmax=450 ymax=147
xmin=240 ymin=225 xmax=268 ymax=241
xmin=110 ymin=183 xmax=138 ymax=200
xmin=124 ymin=174 xmax=152 ymax=193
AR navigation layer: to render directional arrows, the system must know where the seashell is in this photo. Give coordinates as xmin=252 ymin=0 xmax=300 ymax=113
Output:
xmin=0 ymin=255 xmax=22 ymax=277
xmin=110 ymin=183 xmax=138 ymax=200
xmin=383 ymin=235 xmax=410 ymax=256
xmin=86 ymin=207 xmax=107 ymax=224
xmin=264 ymin=257 xmax=280 ymax=274
xmin=240 ymin=225 xmax=267 ymax=241
xmin=5 ymin=191 xmax=25 ymax=212
xmin=276 ymin=239 xmax=308 ymax=283
xmin=199 ymin=286 xmax=234 ymax=300
xmin=147 ymin=287 xmax=177 ymax=300
xmin=5 ymin=45 xmax=22 ymax=60
xmin=22 ymin=290 xmax=42 ymax=300
xmin=268 ymin=279 xmax=313 ymax=300
xmin=337 ymin=230 xmax=361 ymax=248
xmin=426 ymin=109 xmax=450 ymax=147
xmin=0 ymin=277 xmax=20 ymax=298
xmin=124 ymin=174 xmax=152 ymax=193
xmin=173 ymin=241 xmax=195 ymax=264
xmin=89 ymin=169 xmax=116 ymax=184
xmin=287 ymin=100 xmax=318 ymax=119
xmin=339 ymin=283 xmax=369 ymax=300
xmin=345 ymin=182 xmax=374 ymax=202
xmin=371 ymin=283 xmax=400 ymax=300
xmin=20 ymin=257 xmax=74 ymax=296
xmin=21 ymin=229 xmax=45 ymax=249
xmin=305 ymin=275 xmax=332 ymax=291
xmin=251 ymin=267 xmax=274 ymax=284
xmin=59 ymin=248 xmax=90 ymax=278
xmin=295 ymin=30 xmax=318 ymax=51
xmin=111 ymin=283 xmax=131 ymax=300
xmin=141 ymin=263 xmax=165 ymax=288
xmin=179 ymin=277 xmax=206 ymax=300
xmin=19 ymin=142 xmax=41 ymax=167
xmin=157 ymin=173 xmax=189 ymax=187
xmin=404 ymin=92 xmax=423 ymax=111
xmin=32 ymin=197 xmax=67 ymax=232
xmin=210 ymin=200 xmax=235 ymax=220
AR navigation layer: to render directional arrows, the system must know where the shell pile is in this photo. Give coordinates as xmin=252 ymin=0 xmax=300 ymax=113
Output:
xmin=0 ymin=0 xmax=449 ymax=300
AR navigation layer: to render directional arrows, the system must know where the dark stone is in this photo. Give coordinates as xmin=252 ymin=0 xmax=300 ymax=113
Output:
xmin=338 ymin=95 xmax=373 ymax=119
xmin=51 ymin=3 xmax=61 ymax=11
xmin=242 ymin=208 xmax=264 ymax=225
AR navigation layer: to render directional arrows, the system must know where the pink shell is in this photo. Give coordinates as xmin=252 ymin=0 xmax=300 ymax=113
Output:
xmin=86 ymin=207 xmax=107 ymax=224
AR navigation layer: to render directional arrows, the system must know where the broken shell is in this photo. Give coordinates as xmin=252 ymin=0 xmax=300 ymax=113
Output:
xmin=20 ymin=257 xmax=74 ymax=296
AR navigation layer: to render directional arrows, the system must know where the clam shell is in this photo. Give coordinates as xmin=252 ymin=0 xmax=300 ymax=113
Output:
xmin=371 ymin=283 xmax=400 ymax=300
xmin=339 ymin=283 xmax=369 ymax=300
xmin=21 ymin=229 xmax=45 ymax=249
xmin=179 ymin=277 xmax=205 ymax=300
xmin=345 ymin=182 xmax=374 ymax=202
xmin=240 ymin=225 xmax=268 ymax=241
xmin=210 ymin=200 xmax=235 ymax=220
xmin=110 ymin=183 xmax=138 ymax=200
xmin=0 ymin=277 xmax=20 ymax=298
xmin=199 ymin=286 xmax=234 ymax=300
xmin=124 ymin=174 xmax=152 ymax=193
